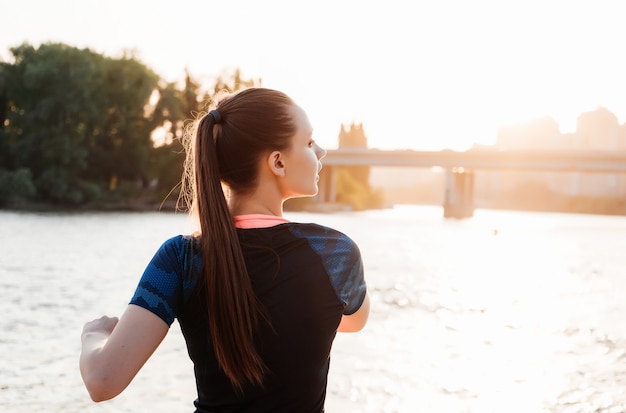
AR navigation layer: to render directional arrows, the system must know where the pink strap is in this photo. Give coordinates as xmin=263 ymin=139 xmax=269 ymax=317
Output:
xmin=233 ymin=214 xmax=290 ymax=229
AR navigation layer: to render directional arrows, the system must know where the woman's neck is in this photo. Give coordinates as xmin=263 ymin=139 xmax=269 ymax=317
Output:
xmin=228 ymin=193 xmax=283 ymax=217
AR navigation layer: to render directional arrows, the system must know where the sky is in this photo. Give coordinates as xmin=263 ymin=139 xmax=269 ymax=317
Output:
xmin=2 ymin=0 xmax=626 ymax=151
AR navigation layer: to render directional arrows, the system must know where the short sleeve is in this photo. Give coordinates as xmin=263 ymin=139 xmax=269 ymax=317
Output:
xmin=129 ymin=235 xmax=186 ymax=326
xmin=289 ymin=225 xmax=367 ymax=315
xmin=326 ymin=235 xmax=367 ymax=315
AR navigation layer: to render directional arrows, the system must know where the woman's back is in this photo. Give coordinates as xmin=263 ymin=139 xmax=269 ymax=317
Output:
xmin=174 ymin=222 xmax=365 ymax=412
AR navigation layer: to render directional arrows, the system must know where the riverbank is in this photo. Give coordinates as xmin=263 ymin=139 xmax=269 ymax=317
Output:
xmin=3 ymin=196 xmax=625 ymax=217
xmin=0 ymin=197 xmax=358 ymax=214
xmin=0 ymin=198 xmax=181 ymax=213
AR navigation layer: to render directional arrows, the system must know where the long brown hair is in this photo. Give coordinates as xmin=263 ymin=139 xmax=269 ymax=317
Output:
xmin=180 ymin=88 xmax=297 ymax=390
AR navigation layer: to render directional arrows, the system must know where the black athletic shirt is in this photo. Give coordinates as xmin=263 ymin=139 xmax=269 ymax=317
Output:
xmin=130 ymin=222 xmax=367 ymax=412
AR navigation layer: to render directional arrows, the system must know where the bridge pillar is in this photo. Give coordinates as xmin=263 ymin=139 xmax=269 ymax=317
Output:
xmin=443 ymin=168 xmax=475 ymax=219
xmin=315 ymin=165 xmax=336 ymax=203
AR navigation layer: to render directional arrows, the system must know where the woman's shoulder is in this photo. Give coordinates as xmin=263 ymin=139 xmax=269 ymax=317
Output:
xmin=159 ymin=233 xmax=198 ymax=247
xmin=153 ymin=234 xmax=199 ymax=262
xmin=286 ymin=221 xmax=346 ymax=236
xmin=157 ymin=234 xmax=186 ymax=250
xmin=284 ymin=222 xmax=360 ymax=251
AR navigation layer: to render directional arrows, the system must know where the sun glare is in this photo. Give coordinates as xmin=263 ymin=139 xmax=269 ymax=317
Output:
xmin=3 ymin=1 xmax=626 ymax=152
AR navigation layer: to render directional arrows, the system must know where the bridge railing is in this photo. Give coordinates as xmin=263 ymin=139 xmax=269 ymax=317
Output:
xmin=322 ymin=148 xmax=626 ymax=173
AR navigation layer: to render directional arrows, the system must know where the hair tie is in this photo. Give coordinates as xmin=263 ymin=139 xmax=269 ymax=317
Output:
xmin=209 ymin=109 xmax=221 ymax=124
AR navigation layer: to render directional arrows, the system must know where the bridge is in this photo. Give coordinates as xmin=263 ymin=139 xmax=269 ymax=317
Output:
xmin=317 ymin=148 xmax=626 ymax=218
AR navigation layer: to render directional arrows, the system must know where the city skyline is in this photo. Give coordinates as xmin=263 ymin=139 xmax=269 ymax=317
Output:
xmin=3 ymin=0 xmax=626 ymax=151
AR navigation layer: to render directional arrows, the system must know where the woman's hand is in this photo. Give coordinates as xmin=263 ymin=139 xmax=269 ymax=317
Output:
xmin=82 ymin=315 xmax=119 ymax=338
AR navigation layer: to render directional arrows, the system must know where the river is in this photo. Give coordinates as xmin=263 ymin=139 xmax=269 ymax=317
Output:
xmin=1 ymin=205 xmax=626 ymax=413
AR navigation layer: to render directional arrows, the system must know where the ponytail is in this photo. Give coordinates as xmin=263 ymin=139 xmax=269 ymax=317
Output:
xmin=185 ymin=112 xmax=268 ymax=391
xmin=180 ymin=88 xmax=296 ymax=390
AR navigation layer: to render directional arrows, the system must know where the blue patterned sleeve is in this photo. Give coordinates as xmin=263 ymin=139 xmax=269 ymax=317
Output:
xmin=129 ymin=235 xmax=186 ymax=326
xmin=290 ymin=225 xmax=367 ymax=315
xmin=325 ymin=233 xmax=367 ymax=315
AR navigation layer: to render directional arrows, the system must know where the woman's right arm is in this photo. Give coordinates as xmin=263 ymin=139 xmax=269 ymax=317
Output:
xmin=80 ymin=304 xmax=168 ymax=402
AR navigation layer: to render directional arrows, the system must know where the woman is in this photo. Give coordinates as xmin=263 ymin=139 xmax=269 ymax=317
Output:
xmin=79 ymin=87 xmax=370 ymax=412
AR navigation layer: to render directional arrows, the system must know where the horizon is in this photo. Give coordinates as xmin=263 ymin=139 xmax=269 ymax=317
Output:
xmin=2 ymin=0 xmax=626 ymax=151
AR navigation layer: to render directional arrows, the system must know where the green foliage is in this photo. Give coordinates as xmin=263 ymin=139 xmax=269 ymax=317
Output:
xmin=0 ymin=42 xmax=161 ymax=205
xmin=0 ymin=168 xmax=36 ymax=205
xmin=143 ymin=71 xmax=207 ymax=207
xmin=342 ymin=165 xmax=370 ymax=188
xmin=335 ymin=169 xmax=384 ymax=211
xmin=0 ymin=41 xmax=261 ymax=210
xmin=209 ymin=68 xmax=262 ymax=98
xmin=283 ymin=197 xmax=313 ymax=211
xmin=82 ymin=52 xmax=161 ymax=187
xmin=147 ymin=68 xmax=262 ymax=208
xmin=148 ymin=140 xmax=186 ymax=205
xmin=330 ymin=122 xmax=384 ymax=211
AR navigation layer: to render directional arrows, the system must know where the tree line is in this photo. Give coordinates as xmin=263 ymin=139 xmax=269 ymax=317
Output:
xmin=0 ymin=42 xmax=258 ymax=210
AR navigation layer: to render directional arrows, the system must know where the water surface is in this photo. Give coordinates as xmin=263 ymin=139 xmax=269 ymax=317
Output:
xmin=1 ymin=206 xmax=625 ymax=412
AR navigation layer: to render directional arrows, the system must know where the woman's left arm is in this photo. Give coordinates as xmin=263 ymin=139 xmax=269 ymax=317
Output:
xmin=79 ymin=304 xmax=169 ymax=402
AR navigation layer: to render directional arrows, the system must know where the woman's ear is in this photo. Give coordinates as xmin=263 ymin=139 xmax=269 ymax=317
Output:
xmin=267 ymin=151 xmax=286 ymax=177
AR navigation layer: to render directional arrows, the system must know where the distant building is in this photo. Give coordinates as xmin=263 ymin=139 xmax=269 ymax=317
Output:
xmin=365 ymin=107 xmax=626 ymax=209
xmin=575 ymin=107 xmax=620 ymax=149
xmin=496 ymin=116 xmax=561 ymax=150
xmin=479 ymin=106 xmax=626 ymax=201
xmin=477 ymin=116 xmax=557 ymax=201
xmin=338 ymin=122 xmax=368 ymax=148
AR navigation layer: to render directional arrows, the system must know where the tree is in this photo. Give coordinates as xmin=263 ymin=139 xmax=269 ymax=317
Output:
xmin=209 ymin=68 xmax=261 ymax=98
xmin=0 ymin=41 xmax=262 ymax=209
xmin=82 ymin=52 xmax=160 ymax=192
xmin=334 ymin=123 xmax=383 ymax=210
xmin=147 ymin=68 xmax=262 ymax=209
xmin=1 ymin=43 xmax=105 ymax=203
xmin=1 ymin=42 xmax=160 ymax=204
